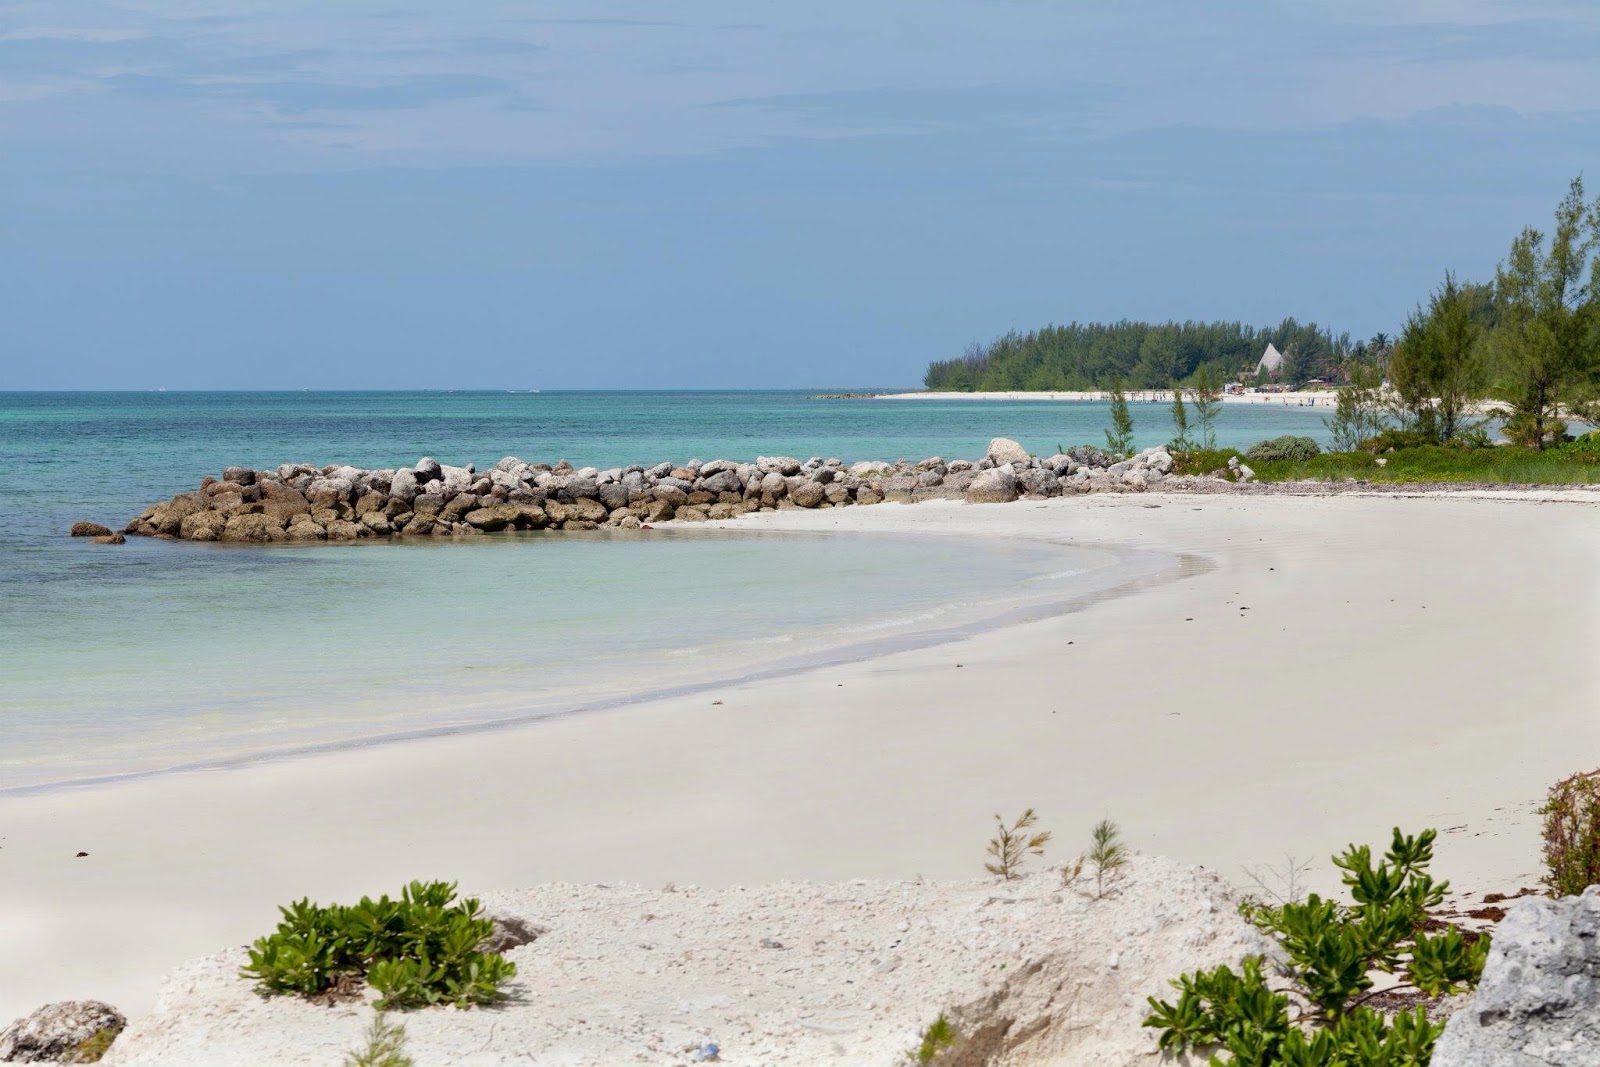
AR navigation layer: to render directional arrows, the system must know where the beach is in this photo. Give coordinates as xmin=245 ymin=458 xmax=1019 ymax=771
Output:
xmin=873 ymin=389 xmax=1340 ymax=406
xmin=2 ymin=489 xmax=1596 ymax=1023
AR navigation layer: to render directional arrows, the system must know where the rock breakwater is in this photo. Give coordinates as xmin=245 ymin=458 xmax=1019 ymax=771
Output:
xmin=110 ymin=438 xmax=1233 ymax=544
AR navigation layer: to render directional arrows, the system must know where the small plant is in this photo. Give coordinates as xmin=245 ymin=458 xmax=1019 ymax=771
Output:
xmin=1240 ymin=854 xmax=1313 ymax=907
xmin=242 ymin=880 xmax=517 ymax=1011
xmin=1541 ymin=769 xmax=1600 ymax=897
xmin=1188 ymin=366 xmax=1225 ymax=450
xmin=1104 ymin=383 xmax=1135 ymax=457
xmin=1143 ymin=828 xmax=1489 ymax=1065
xmin=1168 ymin=385 xmax=1195 ymax=452
xmin=72 ymin=1026 xmax=121 ymax=1063
xmin=903 ymin=1013 xmax=961 ymax=1065
xmin=1087 ymin=819 xmax=1128 ymax=898
xmin=985 ymin=808 xmax=1051 ymax=880
xmin=344 ymin=1013 xmax=414 ymax=1067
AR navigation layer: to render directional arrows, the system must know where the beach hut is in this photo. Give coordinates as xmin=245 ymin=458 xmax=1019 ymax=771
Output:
xmin=1256 ymin=343 xmax=1285 ymax=378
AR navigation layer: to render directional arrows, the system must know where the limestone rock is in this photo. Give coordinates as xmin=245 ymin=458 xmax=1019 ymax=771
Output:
xmin=0 ymin=1000 xmax=124 ymax=1063
xmin=965 ymin=467 xmax=1018 ymax=504
xmin=789 ymin=481 xmax=826 ymax=508
xmin=1433 ymin=887 xmax=1600 ymax=1067
xmin=69 ymin=522 xmax=112 ymax=538
xmin=987 ymin=437 xmax=1029 ymax=465
xmin=90 ymin=533 xmax=126 ymax=545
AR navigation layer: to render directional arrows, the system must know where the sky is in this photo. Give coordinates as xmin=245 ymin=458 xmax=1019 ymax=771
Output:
xmin=2 ymin=1 xmax=1598 ymax=390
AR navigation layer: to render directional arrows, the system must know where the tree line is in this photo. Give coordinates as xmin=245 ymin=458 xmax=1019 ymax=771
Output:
xmin=923 ymin=319 xmax=1349 ymax=392
xmin=928 ymin=175 xmax=1600 ymax=451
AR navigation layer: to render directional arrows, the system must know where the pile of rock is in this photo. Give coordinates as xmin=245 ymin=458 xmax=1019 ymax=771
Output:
xmin=106 ymin=438 xmax=1241 ymax=544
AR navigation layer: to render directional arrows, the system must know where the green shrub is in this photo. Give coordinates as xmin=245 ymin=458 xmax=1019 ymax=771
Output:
xmin=1170 ymin=448 xmax=1242 ymax=476
xmin=242 ymin=880 xmax=516 ymax=1010
xmin=1245 ymin=435 xmax=1322 ymax=462
xmin=1541 ymin=770 xmax=1600 ymax=897
xmin=1361 ymin=429 xmax=1436 ymax=453
xmin=984 ymin=808 xmax=1050 ymax=880
xmin=1144 ymin=828 xmax=1488 ymax=1066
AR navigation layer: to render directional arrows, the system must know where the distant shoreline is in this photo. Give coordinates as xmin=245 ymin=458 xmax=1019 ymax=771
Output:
xmin=872 ymin=389 xmax=1338 ymax=407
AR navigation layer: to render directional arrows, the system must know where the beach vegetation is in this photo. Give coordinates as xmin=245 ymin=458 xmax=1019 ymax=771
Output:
xmin=1488 ymin=175 xmax=1600 ymax=450
xmin=1189 ymin=365 xmax=1225 ymax=449
xmin=344 ymin=1013 xmax=414 ymax=1067
xmin=984 ymin=808 xmax=1051 ymax=880
xmin=1244 ymin=436 xmax=1321 ymax=463
xmin=902 ymin=1013 xmax=961 ymax=1065
xmin=1104 ymin=384 xmax=1135 ymax=457
xmin=1144 ymin=828 xmax=1489 ymax=1066
xmin=1390 ymin=272 xmax=1489 ymax=444
xmin=241 ymin=880 xmax=516 ymax=1011
xmin=1168 ymin=384 xmax=1195 ymax=452
xmin=1324 ymin=364 xmax=1389 ymax=452
xmin=1540 ymin=768 xmax=1600 ymax=897
xmin=1087 ymin=819 xmax=1129 ymax=899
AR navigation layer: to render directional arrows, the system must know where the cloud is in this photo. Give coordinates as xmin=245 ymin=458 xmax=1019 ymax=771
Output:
xmin=105 ymin=72 xmax=514 ymax=113
xmin=711 ymin=82 xmax=1121 ymax=133
xmin=1324 ymin=16 xmax=1600 ymax=63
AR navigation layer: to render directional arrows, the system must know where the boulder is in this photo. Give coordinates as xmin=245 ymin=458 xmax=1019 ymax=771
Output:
xmin=69 ymin=522 xmax=112 ymax=538
xmin=0 ymin=1000 xmax=124 ymax=1063
xmin=987 ymin=437 xmax=1029 ymax=465
xmin=90 ymin=533 xmax=126 ymax=545
xmin=178 ymin=511 xmax=228 ymax=542
xmin=389 ymin=468 xmax=419 ymax=504
xmin=567 ymin=498 xmax=610 ymax=524
xmin=323 ymin=520 xmax=365 ymax=541
xmin=965 ymin=467 xmax=1018 ymax=504
xmin=283 ymin=521 xmax=326 ymax=542
xmin=1017 ymin=468 xmax=1061 ymax=496
xmin=1434 ymin=886 xmax=1600 ymax=1067
xmin=699 ymin=470 xmax=742 ymax=496
xmin=220 ymin=466 xmax=255 ymax=486
xmin=414 ymin=457 xmax=442 ymax=483
xmin=756 ymin=456 xmax=802 ymax=476
xmin=855 ymin=486 xmax=883 ymax=505
xmin=789 ymin=481 xmax=826 ymax=508
xmin=463 ymin=506 xmax=516 ymax=532
xmin=221 ymin=514 xmax=285 ymax=543
xmin=653 ymin=484 xmax=689 ymax=508
xmin=1146 ymin=449 xmax=1174 ymax=474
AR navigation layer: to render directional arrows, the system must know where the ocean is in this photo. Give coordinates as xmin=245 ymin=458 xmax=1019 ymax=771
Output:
xmin=0 ymin=391 xmax=1332 ymax=790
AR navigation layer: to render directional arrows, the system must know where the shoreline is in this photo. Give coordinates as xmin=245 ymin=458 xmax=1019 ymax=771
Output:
xmin=3 ymin=490 xmax=1597 ymax=1022
xmin=872 ymin=389 xmax=1339 ymax=406
xmin=2 ymin=534 xmax=1181 ymax=797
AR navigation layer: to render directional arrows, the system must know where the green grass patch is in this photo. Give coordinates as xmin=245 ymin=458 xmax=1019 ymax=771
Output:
xmin=1175 ymin=444 xmax=1600 ymax=485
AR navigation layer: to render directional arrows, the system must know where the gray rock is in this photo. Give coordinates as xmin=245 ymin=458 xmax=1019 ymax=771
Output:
xmin=388 ymin=468 xmax=418 ymax=504
xmin=1434 ymin=886 xmax=1600 ymax=1067
xmin=1147 ymin=449 xmax=1174 ymax=474
xmin=439 ymin=465 xmax=474 ymax=497
xmin=1237 ymin=464 xmax=1256 ymax=482
xmin=0 ymin=1000 xmax=124 ymax=1063
xmin=414 ymin=457 xmax=443 ymax=482
xmin=756 ymin=455 xmax=802 ymax=476
xmin=699 ymin=470 xmax=742 ymax=496
xmin=987 ymin=437 xmax=1029 ymax=465
xmin=1017 ymin=468 xmax=1061 ymax=496
xmin=849 ymin=461 xmax=890 ymax=478
xmin=965 ymin=467 xmax=1018 ymax=504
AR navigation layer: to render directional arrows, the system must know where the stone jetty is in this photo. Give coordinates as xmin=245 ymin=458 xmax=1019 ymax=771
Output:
xmin=110 ymin=438 xmax=1240 ymax=544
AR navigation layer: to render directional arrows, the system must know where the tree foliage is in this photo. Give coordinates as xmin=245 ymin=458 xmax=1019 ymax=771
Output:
xmin=1541 ymin=769 xmax=1600 ymax=897
xmin=1144 ymin=828 xmax=1489 ymax=1066
xmin=925 ymin=319 xmax=1346 ymax=391
xmin=1104 ymin=383 xmax=1135 ymax=457
xmin=1490 ymin=175 xmax=1600 ymax=449
xmin=1390 ymin=272 xmax=1487 ymax=443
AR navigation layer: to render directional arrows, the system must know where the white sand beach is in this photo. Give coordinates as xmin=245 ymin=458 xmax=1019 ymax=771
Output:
xmin=2 ymin=491 xmax=1597 ymax=1023
xmin=873 ymin=389 xmax=1340 ymax=406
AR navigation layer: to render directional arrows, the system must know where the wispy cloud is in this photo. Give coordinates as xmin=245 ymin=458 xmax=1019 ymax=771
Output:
xmin=105 ymin=72 xmax=515 ymax=113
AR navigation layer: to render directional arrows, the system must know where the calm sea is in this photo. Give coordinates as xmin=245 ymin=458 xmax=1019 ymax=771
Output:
xmin=0 ymin=391 xmax=1331 ymax=789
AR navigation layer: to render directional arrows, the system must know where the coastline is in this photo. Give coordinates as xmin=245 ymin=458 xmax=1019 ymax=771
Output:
xmin=2 ymin=490 xmax=1597 ymax=1023
xmin=873 ymin=389 xmax=1339 ymax=406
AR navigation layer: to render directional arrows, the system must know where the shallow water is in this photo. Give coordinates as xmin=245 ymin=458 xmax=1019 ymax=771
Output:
xmin=0 ymin=391 xmax=1318 ymax=788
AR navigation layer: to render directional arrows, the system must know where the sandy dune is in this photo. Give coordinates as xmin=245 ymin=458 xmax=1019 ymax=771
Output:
xmin=1 ymin=491 xmax=1596 ymax=1023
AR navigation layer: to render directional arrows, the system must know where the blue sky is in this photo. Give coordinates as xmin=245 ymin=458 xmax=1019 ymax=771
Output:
xmin=2 ymin=1 xmax=1597 ymax=389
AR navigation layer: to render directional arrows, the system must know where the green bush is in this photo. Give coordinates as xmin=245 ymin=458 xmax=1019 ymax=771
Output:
xmin=242 ymin=880 xmax=516 ymax=1010
xmin=1245 ymin=435 xmax=1322 ymax=462
xmin=1144 ymin=828 xmax=1488 ymax=1066
xmin=1541 ymin=770 xmax=1600 ymax=897
xmin=1360 ymin=429 xmax=1436 ymax=453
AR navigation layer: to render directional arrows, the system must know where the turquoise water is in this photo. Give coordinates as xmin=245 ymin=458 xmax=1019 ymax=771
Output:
xmin=1 ymin=391 xmax=1326 ymax=789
